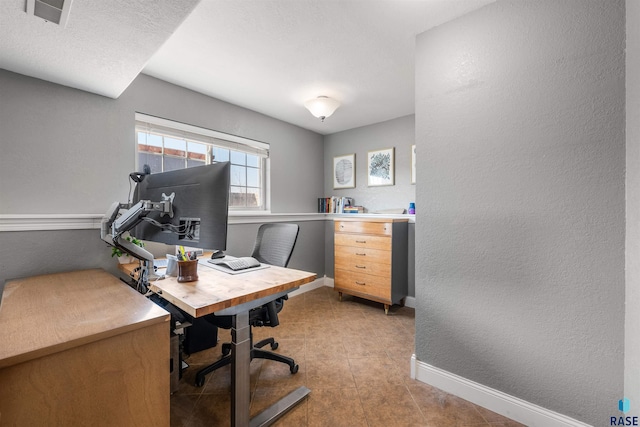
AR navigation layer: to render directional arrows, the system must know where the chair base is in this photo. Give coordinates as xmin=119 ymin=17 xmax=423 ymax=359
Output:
xmin=195 ymin=336 xmax=298 ymax=387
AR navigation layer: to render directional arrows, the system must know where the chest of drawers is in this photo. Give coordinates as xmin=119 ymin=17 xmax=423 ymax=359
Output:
xmin=333 ymin=218 xmax=408 ymax=314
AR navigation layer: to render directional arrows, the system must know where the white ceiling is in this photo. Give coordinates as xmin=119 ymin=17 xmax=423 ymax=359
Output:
xmin=1 ymin=0 xmax=493 ymax=135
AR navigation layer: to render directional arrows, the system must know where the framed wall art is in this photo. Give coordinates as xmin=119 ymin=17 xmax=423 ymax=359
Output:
xmin=367 ymin=147 xmax=394 ymax=187
xmin=333 ymin=153 xmax=356 ymax=189
xmin=411 ymin=144 xmax=416 ymax=184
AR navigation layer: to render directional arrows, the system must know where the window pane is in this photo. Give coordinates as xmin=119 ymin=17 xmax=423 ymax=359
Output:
xmin=212 ymin=147 xmax=229 ymax=162
xmin=187 ymin=141 xmax=207 ymax=162
xmin=246 ymin=188 xmax=260 ymax=208
xmin=230 ymin=165 xmax=246 ymax=186
xmin=164 ymin=137 xmax=186 ymax=151
xmin=230 ymin=150 xmax=246 ymax=165
xmin=164 ymin=156 xmax=185 ymax=172
xmin=136 ymin=123 xmax=267 ymax=211
xmin=188 ymin=141 xmax=207 ymax=154
xmin=247 ymin=167 xmax=259 ymax=187
xmin=229 ymin=186 xmax=246 ymax=207
xmin=187 ymin=159 xmax=206 ymax=168
xmin=246 ymin=154 xmax=259 ymax=168
xmin=139 ymin=153 xmax=162 ymax=174
xmin=138 ymin=132 xmax=162 ymax=148
xmin=164 ymin=138 xmax=185 ymax=158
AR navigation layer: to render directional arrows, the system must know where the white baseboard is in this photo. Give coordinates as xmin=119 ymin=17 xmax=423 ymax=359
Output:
xmin=288 ymin=276 xmax=330 ymax=297
xmin=404 ymin=295 xmax=416 ymax=308
xmin=410 ymin=355 xmax=592 ymax=427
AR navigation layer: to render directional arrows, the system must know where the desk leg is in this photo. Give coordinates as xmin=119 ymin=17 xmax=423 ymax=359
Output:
xmin=231 ymin=311 xmax=251 ymax=427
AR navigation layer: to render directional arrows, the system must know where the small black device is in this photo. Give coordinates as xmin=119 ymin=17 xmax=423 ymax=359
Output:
xmin=210 ymin=249 xmax=225 ymax=259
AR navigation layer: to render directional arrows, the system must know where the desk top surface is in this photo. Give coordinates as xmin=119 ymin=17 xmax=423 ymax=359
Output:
xmin=0 ymin=269 xmax=170 ymax=369
xmin=120 ymin=260 xmax=317 ymax=318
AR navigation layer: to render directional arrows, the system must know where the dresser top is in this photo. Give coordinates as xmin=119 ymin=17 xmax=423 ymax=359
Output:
xmin=333 ymin=217 xmax=409 ymax=223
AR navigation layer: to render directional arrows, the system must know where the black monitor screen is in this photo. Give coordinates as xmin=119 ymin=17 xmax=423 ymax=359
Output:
xmin=133 ymin=163 xmax=230 ymax=250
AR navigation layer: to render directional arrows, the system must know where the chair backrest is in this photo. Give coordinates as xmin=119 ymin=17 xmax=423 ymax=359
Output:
xmin=251 ymin=223 xmax=299 ymax=268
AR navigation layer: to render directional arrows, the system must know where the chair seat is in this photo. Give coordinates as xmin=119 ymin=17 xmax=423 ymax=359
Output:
xmin=194 ymin=223 xmax=301 ymax=388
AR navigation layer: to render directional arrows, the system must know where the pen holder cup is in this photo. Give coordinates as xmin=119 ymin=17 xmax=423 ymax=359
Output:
xmin=177 ymin=260 xmax=199 ymax=282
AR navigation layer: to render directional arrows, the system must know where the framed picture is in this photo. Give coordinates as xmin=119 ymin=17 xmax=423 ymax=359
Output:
xmin=333 ymin=153 xmax=356 ymax=189
xmin=411 ymin=144 xmax=416 ymax=184
xmin=367 ymin=147 xmax=394 ymax=186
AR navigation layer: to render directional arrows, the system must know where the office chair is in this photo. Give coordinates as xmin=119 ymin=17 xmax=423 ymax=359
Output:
xmin=194 ymin=223 xmax=300 ymax=387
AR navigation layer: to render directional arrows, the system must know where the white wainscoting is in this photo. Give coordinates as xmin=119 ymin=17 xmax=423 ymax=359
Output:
xmin=0 ymin=212 xmax=414 ymax=232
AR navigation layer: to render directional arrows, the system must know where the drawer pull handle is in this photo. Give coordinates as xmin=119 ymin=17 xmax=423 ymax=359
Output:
xmin=356 ymin=240 xmax=367 ymax=243
xmin=355 ymin=265 xmax=366 ymax=269
xmin=355 ymin=281 xmax=366 ymax=285
xmin=356 ymin=253 xmax=366 ymax=256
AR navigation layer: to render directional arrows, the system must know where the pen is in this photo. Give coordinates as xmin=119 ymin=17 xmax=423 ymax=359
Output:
xmin=179 ymin=246 xmax=186 ymax=261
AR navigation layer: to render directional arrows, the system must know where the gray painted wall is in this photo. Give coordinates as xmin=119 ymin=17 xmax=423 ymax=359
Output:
xmin=0 ymin=70 xmax=325 ymax=288
xmin=323 ymin=115 xmax=416 ymax=213
xmin=0 ymin=70 xmax=324 ymax=215
xmin=626 ymin=0 xmax=640 ymax=409
xmin=415 ymin=0 xmax=625 ymax=424
xmin=0 ymin=221 xmax=325 ymax=295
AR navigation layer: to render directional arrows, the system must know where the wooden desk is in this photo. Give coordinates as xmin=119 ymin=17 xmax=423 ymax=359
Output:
xmin=121 ymin=258 xmax=317 ymax=427
xmin=0 ymin=269 xmax=170 ymax=425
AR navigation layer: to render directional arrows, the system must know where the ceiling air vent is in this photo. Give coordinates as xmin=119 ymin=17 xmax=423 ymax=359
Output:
xmin=26 ymin=0 xmax=73 ymax=27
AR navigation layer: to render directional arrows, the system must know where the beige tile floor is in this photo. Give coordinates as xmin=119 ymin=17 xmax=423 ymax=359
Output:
xmin=170 ymin=286 xmax=525 ymax=427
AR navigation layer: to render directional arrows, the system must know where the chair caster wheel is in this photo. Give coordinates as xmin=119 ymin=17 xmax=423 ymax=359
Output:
xmin=271 ymin=342 xmax=279 ymax=350
xmin=195 ymin=375 xmax=205 ymax=387
xmin=222 ymin=347 xmax=231 ymax=356
xmin=290 ymin=364 xmax=299 ymax=374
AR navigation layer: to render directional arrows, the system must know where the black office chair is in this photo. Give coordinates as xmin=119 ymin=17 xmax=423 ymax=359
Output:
xmin=194 ymin=223 xmax=300 ymax=387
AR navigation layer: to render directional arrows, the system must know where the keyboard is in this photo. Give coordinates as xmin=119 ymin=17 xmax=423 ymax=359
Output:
xmin=209 ymin=257 xmax=260 ymax=271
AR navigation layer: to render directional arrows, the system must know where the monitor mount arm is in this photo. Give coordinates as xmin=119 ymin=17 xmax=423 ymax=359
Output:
xmin=101 ymin=193 xmax=175 ymax=292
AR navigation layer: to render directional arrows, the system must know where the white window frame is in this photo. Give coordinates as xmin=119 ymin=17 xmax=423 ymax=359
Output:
xmin=135 ymin=113 xmax=270 ymax=212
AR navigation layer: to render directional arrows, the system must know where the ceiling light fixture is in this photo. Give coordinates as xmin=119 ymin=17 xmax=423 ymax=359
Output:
xmin=304 ymin=96 xmax=340 ymax=122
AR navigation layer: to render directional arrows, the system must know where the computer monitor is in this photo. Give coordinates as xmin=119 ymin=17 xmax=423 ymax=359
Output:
xmin=133 ymin=162 xmax=230 ymax=250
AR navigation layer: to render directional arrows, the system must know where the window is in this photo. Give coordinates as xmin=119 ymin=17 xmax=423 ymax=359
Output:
xmin=135 ymin=113 xmax=269 ymax=210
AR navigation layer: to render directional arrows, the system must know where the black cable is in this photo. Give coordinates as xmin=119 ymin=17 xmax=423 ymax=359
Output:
xmin=142 ymin=218 xmax=200 ymax=241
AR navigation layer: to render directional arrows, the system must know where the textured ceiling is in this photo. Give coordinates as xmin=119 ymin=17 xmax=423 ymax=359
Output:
xmin=0 ymin=0 xmax=200 ymax=98
xmin=0 ymin=0 xmax=494 ymax=134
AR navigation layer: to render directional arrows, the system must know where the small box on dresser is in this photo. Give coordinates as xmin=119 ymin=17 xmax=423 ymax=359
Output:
xmin=333 ymin=218 xmax=408 ymax=314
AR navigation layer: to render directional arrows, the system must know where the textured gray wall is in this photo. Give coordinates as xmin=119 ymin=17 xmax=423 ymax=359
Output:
xmin=0 ymin=70 xmax=324 ymax=215
xmin=0 ymin=221 xmax=325 ymax=291
xmin=0 ymin=70 xmax=326 ymax=290
xmin=323 ymin=115 xmax=416 ymax=213
xmin=121 ymin=75 xmax=325 ymax=214
xmin=415 ymin=0 xmax=625 ymax=424
xmin=626 ymin=0 xmax=640 ymax=409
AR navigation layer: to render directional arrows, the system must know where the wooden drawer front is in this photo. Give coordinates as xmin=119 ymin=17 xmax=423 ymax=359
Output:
xmin=335 ymin=254 xmax=391 ymax=277
xmin=334 ymin=233 xmax=391 ymax=251
xmin=335 ymin=221 xmax=392 ymax=236
xmin=334 ymin=245 xmax=391 ymax=266
xmin=335 ymin=269 xmax=391 ymax=300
